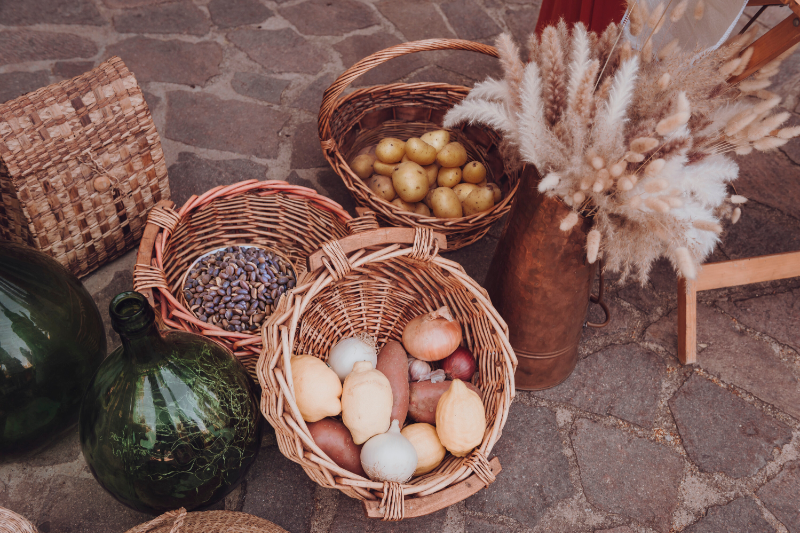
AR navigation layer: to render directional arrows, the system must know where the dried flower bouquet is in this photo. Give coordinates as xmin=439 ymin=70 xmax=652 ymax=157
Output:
xmin=443 ymin=1 xmax=800 ymax=283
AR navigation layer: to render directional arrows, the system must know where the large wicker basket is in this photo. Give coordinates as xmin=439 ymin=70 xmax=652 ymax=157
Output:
xmin=133 ymin=180 xmax=353 ymax=374
xmin=0 ymin=507 xmax=37 ymax=533
xmin=124 ymin=508 xmax=287 ymax=533
xmin=318 ymin=39 xmax=520 ymax=251
xmin=256 ymin=224 xmax=516 ymax=520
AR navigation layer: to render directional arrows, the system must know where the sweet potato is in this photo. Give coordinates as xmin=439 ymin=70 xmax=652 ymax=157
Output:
xmin=376 ymin=340 xmax=409 ymax=424
xmin=408 ymin=380 xmax=481 ymax=424
xmin=307 ymin=418 xmax=366 ymax=477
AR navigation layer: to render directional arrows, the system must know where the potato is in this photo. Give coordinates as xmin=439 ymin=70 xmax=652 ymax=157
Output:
xmin=366 ymin=175 xmax=396 ymax=202
xmin=462 ymin=161 xmax=486 ymax=184
xmin=401 ymin=153 xmax=411 ymax=163
xmin=376 ymin=341 xmax=409 ymax=424
xmin=463 ymin=187 xmax=494 ymax=216
xmin=423 ymin=188 xmax=436 ymax=209
xmin=422 ymin=163 xmax=439 ymax=187
xmin=408 ymin=381 xmax=482 ymax=424
xmin=373 ymin=160 xmax=401 ymax=176
xmin=437 ymin=166 xmax=462 ymax=188
xmin=414 ymin=202 xmax=431 ymax=216
xmin=485 ymin=182 xmax=502 ymax=203
xmin=350 ymin=154 xmax=376 ymax=180
xmin=375 ymin=137 xmax=406 ymax=163
xmin=405 ymin=138 xmax=437 ymax=166
xmin=307 ymin=418 xmax=366 ymax=477
xmin=420 ymin=130 xmax=450 ymax=152
xmin=392 ymin=161 xmax=429 ymax=203
xmin=453 ymin=183 xmax=478 ymax=203
xmin=436 ymin=142 xmax=468 ymax=168
xmin=357 ymin=144 xmax=376 ymax=156
xmin=476 ymin=179 xmax=488 ymax=188
xmin=391 ymin=197 xmax=416 ymax=212
xmin=430 ymin=187 xmax=462 ymax=218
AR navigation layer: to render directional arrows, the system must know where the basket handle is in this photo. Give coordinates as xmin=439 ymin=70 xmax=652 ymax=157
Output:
xmin=306 ymin=226 xmax=448 ymax=272
xmin=134 ymin=199 xmax=176 ymax=307
xmin=362 ymin=457 xmax=502 ymax=519
xmin=318 ymin=39 xmax=499 ymax=144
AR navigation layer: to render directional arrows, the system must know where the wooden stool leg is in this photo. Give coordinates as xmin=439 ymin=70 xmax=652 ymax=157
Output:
xmin=678 ymin=277 xmax=698 ymax=365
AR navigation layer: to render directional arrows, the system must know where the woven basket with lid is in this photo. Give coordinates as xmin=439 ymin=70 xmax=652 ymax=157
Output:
xmin=124 ymin=508 xmax=288 ymax=533
xmin=318 ymin=39 xmax=520 ymax=251
xmin=133 ymin=179 xmax=354 ymax=375
xmin=256 ymin=216 xmax=516 ymax=520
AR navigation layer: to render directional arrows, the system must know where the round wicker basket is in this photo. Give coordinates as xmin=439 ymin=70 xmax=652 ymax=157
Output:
xmin=0 ymin=507 xmax=37 ymax=533
xmin=124 ymin=509 xmax=287 ymax=533
xmin=318 ymin=39 xmax=521 ymax=251
xmin=256 ymin=223 xmax=517 ymax=520
xmin=133 ymin=180 xmax=353 ymax=375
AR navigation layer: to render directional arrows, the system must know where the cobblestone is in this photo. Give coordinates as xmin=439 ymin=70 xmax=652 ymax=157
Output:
xmin=112 ymin=1 xmax=210 ymax=35
xmin=207 ymin=0 xmax=273 ymax=29
xmin=683 ymin=497 xmax=775 ymax=533
xmin=106 ymin=37 xmax=222 ymax=86
xmin=757 ymin=460 xmax=800 ymax=533
xmin=0 ymin=70 xmax=50 ymax=103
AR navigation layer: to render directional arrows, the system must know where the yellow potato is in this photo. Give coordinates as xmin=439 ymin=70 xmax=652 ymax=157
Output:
xmin=391 ymin=197 xmax=416 ymax=212
xmin=485 ymin=182 xmax=502 ymax=203
xmin=476 ymin=179 xmax=488 ymax=187
xmin=436 ymin=142 xmax=468 ymax=168
xmin=430 ymin=187 xmax=462 ymax=219
xmin=401 ymin=153 xmax=411 ymax=163
xmin=392 ymin=161 xmax=429 ymax=203
xmin=422 ymin=163 xmax=440 ymax=187
xmin=366 ymin=175 xmax=396 ymax=202
xmin=357 ymin=144 xmax=376 ymax=156
xmin=453 ymin=183 xmax=478 ymax=203
xmin=420 ymin=130 xmax=450 ymax=152
xmin=350 ymin=154 xmax=376 ymax=180
xmin=373 ymin=160 xmax=401 ymax=176
xmin=376 ymin=137 xmax=406 ymax=163
xmin=462 ymin=187 xmax=494 ymax=216
xmin=423 ymin=188 xmax=436 ymax=208
xmin=437 ymin=166 xmax=462 ymax=188
xmin=405 ymin=138 xmax=437 ymax=166
xmin=462 ymin=161 xmax=487 ymax=184
xmin=414 ymin=202 xmax=431 ymax=216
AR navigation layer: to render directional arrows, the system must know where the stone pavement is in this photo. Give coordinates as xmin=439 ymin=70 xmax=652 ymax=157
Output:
xmin=2 ymin=1 xmax=800 ymax=532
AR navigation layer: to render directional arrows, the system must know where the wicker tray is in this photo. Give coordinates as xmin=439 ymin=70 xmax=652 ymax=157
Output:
xmin=0 ymin=507 xmax=37 ymax=533
xmin=318 ymin=39 xmax=520 ymax=252
xmin=133 ymin=180 xmax=354 ymax=374
xmin=256 ymin=224 xmax=516 ymax=520
xmin=125 ymin=508 xmax=287 ymax=533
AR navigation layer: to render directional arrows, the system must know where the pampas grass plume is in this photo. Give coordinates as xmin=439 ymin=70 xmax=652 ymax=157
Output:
xmin=648 ymin=2 xmax=665 ymax=31
xmin=610 ymin=162 xmax=625 ymax=177
xmin=617 ymin=176 xmax=634 ymax=190
xmin=573 ymin=191 xmax=586 ymax=204
xmin=658 ymin=73 xmax=671 ymax=89
xmin=538 ymin=172 xmax=560 ymax=192
xmin=694 ymin=0 xmax=705 ymax=20
xmin=586 ymin=229 xmax=601 ymax=263
xmin=731 ymin=47 xmax=754 ymax=77
xmin=735 ymin=144 xmax=753 ymax=155
xmin=731 ymin=207 xmax=741 ymax=223
xmin=730 ymin=195 xmax=748 ymax=204
xmin=752 ymin=95 xmax=781 ymax=115
xmin=560 ymin=212 xmax=579 ymax=231
xmin=675 ymin=247 xmax=697 ymax=279
xmin=628 ymin=0 xmax=644 ymax=36
xmin=719 ymin=57 xmax=742 ymax=77
xmin=591 ymin=156 xmax=605 ymax=170
xmin=642 ymin=39 xmax=653 ymax=62
xmin=630 ymin=137 xmax=658 ymax=153
xmin=628 ymin=195 xmax=643 ymax=209
xmin=693 ymin=220 xmax=723 ymax=233
xmin=754 ymin=137 xmax=788 ymax=151
xmin=667 ymin=197 xmax=683 ymax=208
xmin=658 ymin=39 xmax=680 ymax=60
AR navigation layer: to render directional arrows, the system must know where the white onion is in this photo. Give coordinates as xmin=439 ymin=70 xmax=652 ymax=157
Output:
xmin=328 ymin=335 xmax=377 ymax=381
xmin=360 ymin=420 xmax=418 ymax=483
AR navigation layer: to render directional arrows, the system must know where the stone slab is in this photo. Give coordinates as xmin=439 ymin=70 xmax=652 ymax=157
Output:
xmin=329 ymin=494 xmax=448 ymax=532
xmin=717 ymin=289 xmax=800 ymax=352
xmin=464 ymin=515 xmax=515 ymax=532
xmin=375 ymin=0 xmax=456 ymax=41
xmin=231 ymin=72 xmax=289 ymax=104
xmin=466 ymin=401 xmax=574 ymax=529
xmin=208 ymin=0 xmax=273 ymax=29
xmin=51 ymin=61 xmax=95 ymax=79
xmin=90 ymin=269 xmax=134 ymax=352
xmin=313 ymin=169 xmax=357 ymax=214
xmin=504 ymin=5 xmax=542 ymax=46
xmin=102 ymin=0 xmax=172 ymax=7
xmin=669 ymin=374 xmax=791 ymax=479
xmin=757 ymin=460 xmax=800 ymax=533
xmin=433 ymin=49 xmax=502 ymax=82
xmin=290 ymin=121 xmax=329 ymax=170
xmin=106 ymin=37 xmax=222 ymax=87
xmin=734 ymin=149 xmax=800 ymax=222
xmin=291 ymin=73 xmax=336 ymax=114
xmin=405 ymin=66 xmax=473 ymax=86
xmin=165 ymin=91 xmax=290 ymax=158
xmin=571 ymin=418 xmax=684 ymax=533
xmin=595 ymin=528 xmax=637 ymax=533
xmin=535 ymin=344 xmax=666 ymax=428
xmin=112 ymin=1 xmax=210 ymax=35
xmin=166 ymin=152 xmax=268 ymax=208
xmin=333 ymin=33 xmax=428 ymax=87
xmin=0 ymin=0 xmax=105 ymax=26
xmin=684 ymin=497 xmax=775 ymax=533
xmin=0 ymin=30 xmax=98 ymax=66
xmin=228 ymin=28 xmax=328 ymax=74
xmin=719 ymin=200 xmax=800 ymax=260
xmin=444 ymin=234 xmax=498 ymax=287
xmin=278 ymin=0 xmax=379 ymax=36
xmin=0 ymin=71 xmax=50 ymax=104
xmin=441 ymin=0 xmax=501 ymax=40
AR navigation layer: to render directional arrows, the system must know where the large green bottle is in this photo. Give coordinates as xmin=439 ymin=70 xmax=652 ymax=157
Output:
xmin=0 ymin=241 xmax=106 ymax=455
xmin=79 ymin=291 xmax=262 ymax=513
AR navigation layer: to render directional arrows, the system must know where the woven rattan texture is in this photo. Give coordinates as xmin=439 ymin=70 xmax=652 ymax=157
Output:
xmin=0 ymin=56 xmax=169 ymax=277
xmin=134 ymin=180 xmax=352 ymax=375
xmin=0 ymin=507 xmax=37 ymax=533
xmin=124 ymin=509 xmax=288 ymax=533
xmin=318 ymin=39 xmax=519 ymax=251
xmin=256 ymin=227 xmax=517 ymax=518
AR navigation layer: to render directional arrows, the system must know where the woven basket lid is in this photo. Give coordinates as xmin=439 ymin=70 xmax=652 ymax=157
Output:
xmin=124 ymin=509 xmax=288 ymax=533
xmin=0 ymin=507 xmax=37 ymax=533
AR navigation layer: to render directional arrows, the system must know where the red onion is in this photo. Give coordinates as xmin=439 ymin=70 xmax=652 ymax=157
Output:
xmin=441 ymin=346 xmax=477 ymax=381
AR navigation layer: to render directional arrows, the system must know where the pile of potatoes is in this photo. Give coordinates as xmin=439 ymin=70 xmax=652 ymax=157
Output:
xmin=349 ymin=130 xmax=502 ymax=219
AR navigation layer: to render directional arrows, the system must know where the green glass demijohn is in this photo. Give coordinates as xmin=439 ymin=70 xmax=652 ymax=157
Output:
xmin=79 ymin=291 xmax=262 ymax=514
xmin=0 ymin=240 xmax=106 ymax=455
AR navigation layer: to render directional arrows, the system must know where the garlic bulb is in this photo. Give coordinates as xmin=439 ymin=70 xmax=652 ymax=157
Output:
xmin=408 ymin=358 xmax=432 ymax=381
xmin=360 ymin=420 xmax=418 ymax=483
xmin=328 ymin=334 xmax=377 ymax=381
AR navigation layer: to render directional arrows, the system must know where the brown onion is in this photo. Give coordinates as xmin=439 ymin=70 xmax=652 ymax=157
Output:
xmin=441 ymin=346 xmax=477 ymax=381
xmin=402 ymin=306 xmax=463 ymax=362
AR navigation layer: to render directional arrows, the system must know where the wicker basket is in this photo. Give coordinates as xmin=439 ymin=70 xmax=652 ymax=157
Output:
xmin=133 ymin=180 xmax=353 ymax=374
xmin=0 ymin=57 xmax=169 ymax=277
xmin=124 ymin=508 xmax=287 ymax=533
xmin=0 ymin=507 xmax=37 ymax=533
xmin=318 ymin=39 xmax=520 ymax=252
xmin=256 ymin=224 xmax=517 ymax=520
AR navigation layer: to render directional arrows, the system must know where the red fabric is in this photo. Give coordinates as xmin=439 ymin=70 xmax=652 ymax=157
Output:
xmin=535 ymin=0 xmax=627 ymax=34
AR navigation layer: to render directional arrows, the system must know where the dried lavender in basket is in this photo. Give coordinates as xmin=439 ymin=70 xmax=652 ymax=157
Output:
xmin=183 ymin=246 xmax=296 ymax=332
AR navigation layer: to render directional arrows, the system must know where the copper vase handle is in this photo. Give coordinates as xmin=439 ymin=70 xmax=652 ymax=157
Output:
xmin=587 ymin=260 xmax=611 ymax=328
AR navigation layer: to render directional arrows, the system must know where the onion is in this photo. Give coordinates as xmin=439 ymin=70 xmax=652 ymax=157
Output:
xmin=402 ymin=307 xmax=463 ymax=362
xmin=328 ymin=334 xmax=377 ymax=381
xmin=441 ymin=346 xmax=477 ymax=381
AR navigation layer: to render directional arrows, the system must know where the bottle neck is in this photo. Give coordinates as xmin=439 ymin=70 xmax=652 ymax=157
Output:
xmin=119 ymin=320 xmax=168 ymax=365
xmin=110 ymin=291 xmax=168 ymax=365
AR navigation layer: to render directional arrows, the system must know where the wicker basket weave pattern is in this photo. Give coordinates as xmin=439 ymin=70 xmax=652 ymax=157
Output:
xmin=0 ymin=507 xmax=37 ymax=533
xmin=256 ymin=224 xmax=517 ymax=520
xmin=0 ymin=57 xmax=169 ymax=277
xmin=124 ymin=508 xmax=288 ymax=533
